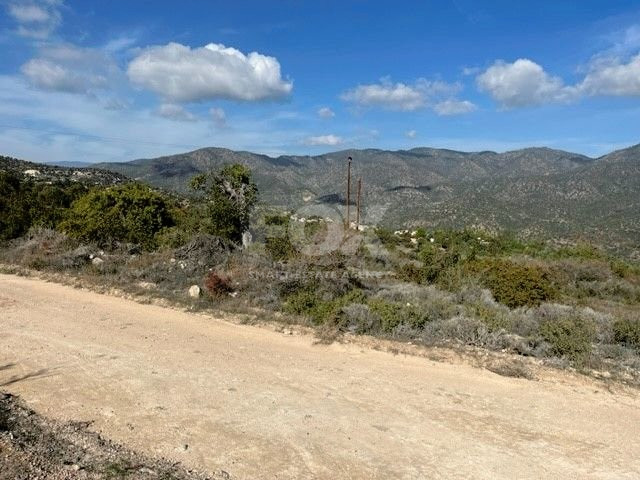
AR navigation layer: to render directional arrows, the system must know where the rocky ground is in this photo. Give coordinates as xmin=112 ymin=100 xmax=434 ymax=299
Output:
xmin=0 ymin=392 xmax=230 ymax=480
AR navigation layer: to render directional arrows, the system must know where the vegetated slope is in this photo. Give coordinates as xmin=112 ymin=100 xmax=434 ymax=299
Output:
xmin=383 ymin=144 xmax=640 ymax=254
xmin=0 ymin=155 xmax=127 ymax=186
xmin=94 ymin=146 xmax=590 ymax=200
xmin=38 ymin=143 xmax=640 ymax=251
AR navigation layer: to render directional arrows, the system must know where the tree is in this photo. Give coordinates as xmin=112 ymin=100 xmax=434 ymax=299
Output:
xmin=0 ymin=171 xmax=31 ymax=241
xmin=190 ymin=164 xmax=258 ymax=243
xmin=60 ymin=183 xmax=176 ymax=249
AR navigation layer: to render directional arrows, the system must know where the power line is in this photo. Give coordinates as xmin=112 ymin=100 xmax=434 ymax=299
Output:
xmin=0 ymin=123 xmax=206 ymax=150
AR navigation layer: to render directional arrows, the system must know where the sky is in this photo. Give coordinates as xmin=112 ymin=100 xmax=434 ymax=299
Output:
xmin=1 ymin=0 xmax=640 ymax=164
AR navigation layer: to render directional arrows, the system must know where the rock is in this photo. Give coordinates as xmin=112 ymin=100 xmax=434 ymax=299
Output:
xmin=188 ymin=285 xmax=201 ymax=298
xmin=91 ymin=257 xmax=104 ymax=266
xmin=137 ymin=282 xmax=156 ymax=290
xmin=242 ymin=230 xmax=253 ymax=249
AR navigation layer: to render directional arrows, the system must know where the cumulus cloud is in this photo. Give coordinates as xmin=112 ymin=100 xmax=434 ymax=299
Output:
xmin=210 ymin=107 xmax=227 ymax=127
xmin=304 ymin=134 xmax=343 ymax=146
xmin=405 ymin=130 xmax=417 ymax=139
xmin=341 ymin=79 xmax=428 ymax=111
xmin=434 ymin=99 xmax=478 ymax=115
xmin=7 ymin=0 xmax=63 ymax=39
xmin=476 ymin=58 xmax=576 ymax=108
xmin=578 ymin=54 xmax=640 ymax=96
xmin=155 ymin=103 xmax=197 ymax=122
xmin=127 ymin=42 xmax=293 ymax=103
xmin=21 ymin=44 xmax=119 ymax=94
xmin=477 ymin=54 xmax=640 ymax=108
xmin=317 ymin=107 xmax=335 ymax=118
xmin=341 ymin=77 xmax=474 ymax=115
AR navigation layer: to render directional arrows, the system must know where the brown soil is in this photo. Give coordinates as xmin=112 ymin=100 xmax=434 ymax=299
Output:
xmin=1 ymin=274 xmax=640 ymax=479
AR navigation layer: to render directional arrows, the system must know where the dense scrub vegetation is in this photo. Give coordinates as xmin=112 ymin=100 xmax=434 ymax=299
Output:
xmin=59 ymin=183 xmax=176 ymax=250
xmin=1 ymin=165 xmax=640 ymax=383
xmin=0 ymin=171 xmax=89 ymax=241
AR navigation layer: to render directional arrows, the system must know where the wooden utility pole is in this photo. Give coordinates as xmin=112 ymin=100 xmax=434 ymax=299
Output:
xmin=346 ymin=156 xmax=352 ymax=229
xmin=356 ymin=177 xmax=362 ymax=229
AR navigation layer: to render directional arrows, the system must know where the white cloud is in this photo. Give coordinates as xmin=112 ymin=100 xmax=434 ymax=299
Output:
xmin=477 ymin=53 xmax=640 ymax=108
xmin=127 ymin=42 xmax=293 ymax=103
xmin=476 ymin=58 xmax=576 ymax=108
xmin=7 ymin=1 xmax=63 ymax=39
xmin=210 ymin=107 xmax=227 ymax=127
xmin=434 ymin=99 xmax=478 ymax=115
xmin=304 ymin=134 xmax=343 ymax=146
xmin=578 ymin=54 xmax=640 ymax=96
xmin=156 ymin=103 xmax=197 ymax=122
xmin=405 ymin=130 xmax=417 ymax=139
xmin=317 ymin=107 xmax=335 ymax=118
xmin=21 ymin=44 xmax=119 ymax=94
xmin=0 ymin=75 xmax=307 ymax=164
xmin=341 ymin=77 xmax=473 ymax=114
xmin=341 ymin=79 xmax=426 ymax=111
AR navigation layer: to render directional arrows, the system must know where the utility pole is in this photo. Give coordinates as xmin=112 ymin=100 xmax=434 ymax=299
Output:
xmin=356 ymin=177 xmax=362 ymax=229
xmin=346 ymin=156 xmax=352 ymax=229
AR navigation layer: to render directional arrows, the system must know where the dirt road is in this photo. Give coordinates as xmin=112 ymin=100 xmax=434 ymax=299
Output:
xmin=1 ymin=274 xmax=639 ymax=479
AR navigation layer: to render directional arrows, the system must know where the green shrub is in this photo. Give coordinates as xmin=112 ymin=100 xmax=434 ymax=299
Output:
xmin=265 ymin=235 xmax=297 ymax=261
xmin=368 ymin=298 xmax=428 ymax=332
xmin=0 ymin=171 xmax=31 ymax=241
xmin=396 ymin=263 xmax=427 ymax=284
xmin=418 ymin=244 xmax=463 ymax=283
xmin=468 ymin=302 xmax=512 ymax=332
xmin=613 ymin=318 xmax=640 ymax=350
xmin=539 ymin=315 xmax=595 ymax=362
xmin=473 ymin=259 xmax=557 ymax=308
xmin=282 ymin=287 xmax=368 ymax=326
xmin=60 ymin=183 xmax=175 ymax=250
xmin=0 ymin=172 xmax=88 ymax=241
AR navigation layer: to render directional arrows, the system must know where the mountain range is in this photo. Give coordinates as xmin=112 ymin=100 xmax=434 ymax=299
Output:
xmin=92 ymin=144 xmax=639 ymax=255
xmin=3 ymin=143 xmax=638 ymax=256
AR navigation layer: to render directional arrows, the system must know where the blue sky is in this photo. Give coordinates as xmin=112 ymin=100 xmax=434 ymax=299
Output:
xmin=1 ymin=0 xmax=640 ymax=163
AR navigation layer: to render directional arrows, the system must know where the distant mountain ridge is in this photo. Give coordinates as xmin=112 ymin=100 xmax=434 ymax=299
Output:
xmin=93 ymin=144 xmax=637 ymax=255
xmin=4 ymin=143 xmax=638 ymax=255
xmin=94 ymin=145 xmax=594 ymax=203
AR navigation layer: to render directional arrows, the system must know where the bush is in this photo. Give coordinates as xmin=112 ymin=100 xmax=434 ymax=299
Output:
xmin=60 ymin=183 xmax=175 ymax=250
xmin=422 ymin=316 xmax=495 ymax=347
xmin=613 ymin=318 xmax=640 ymax=351
xmin=0 ymin=172 xmax=88 ymax=241
xmin=341 ymin=303 xmax=381 ymax=334
xmin=473 ymin=259 xmax=557 ymax=308
xmin=539 ymin=315 xmax=596 ymax=362
xmin=368 ymin=298 xmax=428 ymax=333
xmin=265 ymin=235 xmax=297 ymax=261
xmin=204 ymin=272 xmax=232 ymax=297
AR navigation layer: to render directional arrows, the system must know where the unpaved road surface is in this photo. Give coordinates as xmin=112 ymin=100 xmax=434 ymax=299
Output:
xmin=1 ymin=274 xmax=639 ymax=479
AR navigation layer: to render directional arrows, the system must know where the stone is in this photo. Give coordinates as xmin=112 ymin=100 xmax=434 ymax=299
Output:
xmin=242 ymin=230 xmax=253 ymax=249
xmin=91 ymin=257 xmax=104 ymax=266
xmin=188 ymin=285 xmax=201 ymax=298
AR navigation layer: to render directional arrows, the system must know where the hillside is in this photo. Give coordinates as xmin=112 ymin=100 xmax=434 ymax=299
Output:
xmin=95 ymin=145 xmax=592 ymax=203
xmin=92 ymin=144 xmax=638 ymax=253
xmin=8 ymin=143 xmax=638 ymax=254
xmin=0 ymin=156 xmax=127 ymax=186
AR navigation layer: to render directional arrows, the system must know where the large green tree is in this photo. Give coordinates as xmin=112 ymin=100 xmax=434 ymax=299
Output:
xmin=190 ymin=164 xmax=258 ymax=243
xmin=60 ymin=183 xmax=176 ymax=249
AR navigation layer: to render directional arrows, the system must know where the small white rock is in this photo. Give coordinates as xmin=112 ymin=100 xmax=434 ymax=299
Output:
xmin=92 ymin=257 xmax=104 ymax=266
xmin=188 ymin=285 xmax=201 ymax=298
